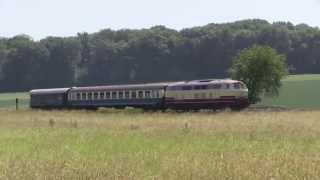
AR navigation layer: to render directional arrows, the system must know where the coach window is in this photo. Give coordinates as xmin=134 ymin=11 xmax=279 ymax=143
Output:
xmin=145 ymin=91 xmax=151 ymax=99
xmin=94 ymin=92 xmax=99 ymax=100
xmin=76 ymin=93 xmax=81 ymax=100
xmin=182 ymin=86 xmax=192 ymax=90
xmin=112 ymin=92 xmax=117 ymax=99
xmin=100 ymin=92 xmax=105 ymax=99
xmin=201 ymin=93 xmax=206 ymax=99
xmin=125 ymin=91 xmax=130 ymax=99
xmin=138 ymin=91 xmax=144 ymax=99
xmin=88 ymin=92 xmax=93 ymax=100
xmin=132 ymin=91 xmax=137 ymax=99
xmin=81 ymin=93 xmax=87 ymax=100
xmin=119 ymin=91 xmax=124 ymax=99
xmin=73 ymin=93 xmax=77 ymax=100
xmin=194 ymin=93 xmax=199 ymax=99
xmin=106 ymin=92 xmax=111 ymax=99
xmin=194 ymin=86 xmax=201 ymax=90
xmin=156 ymin=91 xmax=160 ymax=98
xmin=201 ymin=85 xmax=208 ymax=90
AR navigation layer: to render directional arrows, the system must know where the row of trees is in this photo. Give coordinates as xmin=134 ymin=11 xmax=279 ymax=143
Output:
xmin=0 ymin=19 xmax=320 ymax=92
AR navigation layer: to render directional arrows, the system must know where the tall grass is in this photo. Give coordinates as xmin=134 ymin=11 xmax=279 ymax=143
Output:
xmin=0 ymin=109 xmax=320 ymax=179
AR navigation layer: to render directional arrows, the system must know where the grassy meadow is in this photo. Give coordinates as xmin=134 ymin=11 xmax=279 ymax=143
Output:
xmin=0 ymin=74 xmax=320 ymax=179
xmin=1 ymin=109 xmax=320 ymax=179
xmin=261 ymin=74 xmax=320 ymax=108
xmin=0 ymin=92 xmax=29 ymax=109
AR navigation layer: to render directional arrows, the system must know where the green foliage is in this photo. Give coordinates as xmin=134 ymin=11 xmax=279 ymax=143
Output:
xmin=229 ymin=45 xmax=288 ymax=103
xmin=1 ymin=37 xmax=49 ymax=91
xmin=1 ymin=19 xmax=320 ymax=92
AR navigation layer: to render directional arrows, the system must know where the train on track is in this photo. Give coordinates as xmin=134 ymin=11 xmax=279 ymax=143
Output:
xmin=30 ymin=79 xmax=249 ymax=111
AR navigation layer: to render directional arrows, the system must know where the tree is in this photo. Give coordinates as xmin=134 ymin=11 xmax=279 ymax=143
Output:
xmin=40 ymin=37 xmax=81 ymax=88
xmin=1 ymin=36 xmax=49 ymax=91
xmin=229 ymin=45 xmax=288 ymax=104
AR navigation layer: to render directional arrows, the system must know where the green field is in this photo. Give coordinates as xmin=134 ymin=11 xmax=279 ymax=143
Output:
xmin=0 ymin=92 xmax=29 ymax=109
xmin=261 ymin=74 xmax=320 ymax=108
xmin=1 ymin=109 xmax=320 ymax=179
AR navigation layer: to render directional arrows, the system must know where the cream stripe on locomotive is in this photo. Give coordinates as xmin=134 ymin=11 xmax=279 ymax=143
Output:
xmin=165 ymin=81 xmax=248 ymax=100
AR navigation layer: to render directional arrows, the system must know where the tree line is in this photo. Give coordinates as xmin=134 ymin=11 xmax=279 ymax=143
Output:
xmin=0 ymin=19 xmax=320 ymax=92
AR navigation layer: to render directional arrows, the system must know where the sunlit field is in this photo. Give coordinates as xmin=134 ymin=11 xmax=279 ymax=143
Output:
xmin=262 ymin=74 xmax=320 ymax=108
xmin=0 ymin=74 xmax=320 ymax=179
xmin=1 ymin=109 xmax=320 ymax=179
xmin=0 ymin=92 xmax=29 ymax=109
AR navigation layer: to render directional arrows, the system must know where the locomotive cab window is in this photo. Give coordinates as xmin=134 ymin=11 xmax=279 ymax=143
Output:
xmin=233 ymin=83 xmax=241 ymax=89
xmin=240 ymin=83 xmax=247 ymax=89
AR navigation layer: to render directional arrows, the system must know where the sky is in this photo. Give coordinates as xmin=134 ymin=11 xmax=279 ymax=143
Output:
xmin=1 ymin=0 xmax=320 ymax=40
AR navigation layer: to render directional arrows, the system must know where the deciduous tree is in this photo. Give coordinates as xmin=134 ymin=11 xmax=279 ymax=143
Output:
xmin=229 ymin=45 xmax=288 ymax=103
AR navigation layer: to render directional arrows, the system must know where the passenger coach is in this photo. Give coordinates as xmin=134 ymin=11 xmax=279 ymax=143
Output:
xmin=68 ymin=83 xmax=168 ymax=109
xmin=30 ymin=88 xmax=70 ymax=109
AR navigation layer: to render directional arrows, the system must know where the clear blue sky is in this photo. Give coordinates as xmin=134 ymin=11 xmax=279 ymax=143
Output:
xmin=1 ymin=0 xmax=319 ymax=40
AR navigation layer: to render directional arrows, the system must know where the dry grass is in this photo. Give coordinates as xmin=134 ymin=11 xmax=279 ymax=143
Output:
xmin=1 ymin=109 xmax=320 ymax=179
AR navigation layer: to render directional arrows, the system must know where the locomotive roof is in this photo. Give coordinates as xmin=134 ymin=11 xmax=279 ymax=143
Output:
xmin=168 ymin=79 xmax=241 ymax=86
xmin=30 ymin=88 xmax=70 ymax=95
xmin=70 ymin=82 xmax=172 ymax=92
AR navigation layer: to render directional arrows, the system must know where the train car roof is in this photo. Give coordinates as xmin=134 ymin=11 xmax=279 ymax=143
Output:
xmin=30 ymin=88 xmax=70 ymax=95
xmin=70 ymin=82 xmax=172 ymax=92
